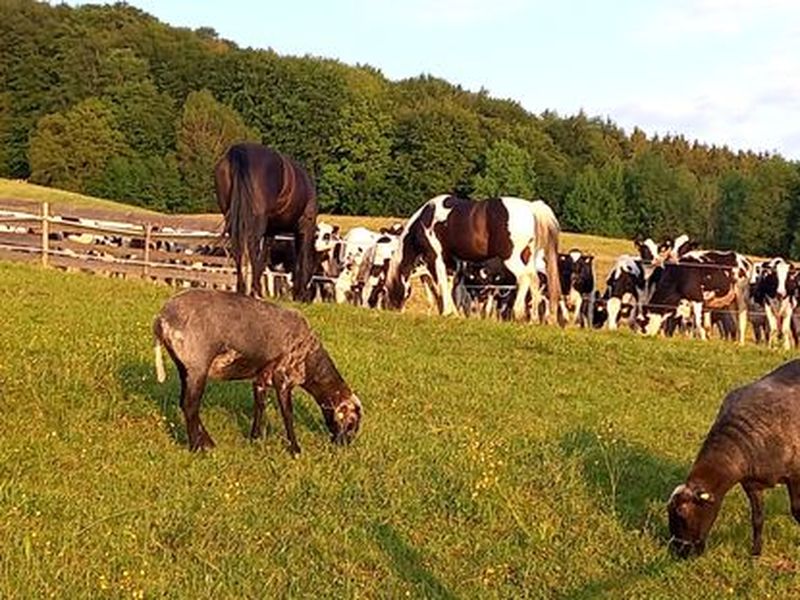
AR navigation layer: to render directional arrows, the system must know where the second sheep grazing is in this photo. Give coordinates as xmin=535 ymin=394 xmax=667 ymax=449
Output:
xmin=667 ymin=359 xmax=800 ymax=557
xmin=153 ymin=289 xmax=362 ymax=454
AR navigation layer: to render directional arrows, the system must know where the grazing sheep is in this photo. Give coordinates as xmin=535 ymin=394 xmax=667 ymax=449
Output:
xmin=667 ymin=359 xmax=800 ymax=557
xmin=153 ymin=289 xmax=362 ymax=454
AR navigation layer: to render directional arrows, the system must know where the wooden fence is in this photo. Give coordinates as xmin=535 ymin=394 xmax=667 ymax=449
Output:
xmin=0 ymin=202 xmax=241 ymax=290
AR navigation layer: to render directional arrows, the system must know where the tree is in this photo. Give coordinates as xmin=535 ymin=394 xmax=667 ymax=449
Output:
xmin=316 ymin=67 xmax=393 ymax=215
xmin=472 ymin=139 xmax=536 ymax=199
xmin=28 ymin=97 xmax=128 ymax=192
xmin=387 ymin=96 xmax=483 ymax=215
xmin=175 ymin=89 xmax=259 ymax=212
xmin=563 ymin=160 xmax=626 ymax=237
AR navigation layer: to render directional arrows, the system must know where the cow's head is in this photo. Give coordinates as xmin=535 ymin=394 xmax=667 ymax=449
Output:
xmin=314 ymin=222 xmax=340 ymax=253
xmin=636 ymin=307 xmax=665 ymax=336
xmin=571 ymin=253 xmax=595 ymax=293
xmin=667 ymin=483 xmax=721 ymax=558
xmin=634 ymin=238 xmax=661 ymax=265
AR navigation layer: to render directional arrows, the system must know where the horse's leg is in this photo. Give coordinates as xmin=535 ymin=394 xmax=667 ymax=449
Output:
xmin=503 ymin=255 xmax=529 ymax=321
xmin=434 ymin=257 xmax=455 ymax=316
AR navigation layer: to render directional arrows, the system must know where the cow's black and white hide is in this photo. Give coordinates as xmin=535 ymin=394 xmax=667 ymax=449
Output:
xmin=660 ymin=234 xmax=698 ymax=263
xmin=453 ymin=257 xmax=517 ymax=319
xmin=312 ymin=222 xmax=343 ymax=302
xmin=363 ymin=233 xmax=400 ymax=309
xmin=557 ymin=249 xmax=595 ymax=326
xmin=751 ymin=257 xmax=798 ymax=349
xmin=602 ymin=255 xmax=646 ymax=330
xmin=333 ymin=227 xmax=382 ymax=305
xmin=638 ymin=250 xmax=752 ymax=344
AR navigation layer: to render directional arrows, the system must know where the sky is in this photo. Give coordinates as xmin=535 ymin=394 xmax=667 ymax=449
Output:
xmin=64 ymin=0 xmax=800 ymax=160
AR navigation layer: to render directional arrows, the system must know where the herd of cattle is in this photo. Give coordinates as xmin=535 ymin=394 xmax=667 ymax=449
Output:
xmin=4 ymin=207 xmax=800 ymax=348
xmin=297 ymin=225 xmax=800 ymax=350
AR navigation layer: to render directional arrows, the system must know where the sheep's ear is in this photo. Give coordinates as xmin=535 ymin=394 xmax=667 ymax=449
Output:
xmin=695 ymin=490 xmax=713 ymax=503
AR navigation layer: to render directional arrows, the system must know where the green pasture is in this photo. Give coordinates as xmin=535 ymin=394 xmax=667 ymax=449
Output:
xmin=1 ymin=261 xmax=799 ymax=598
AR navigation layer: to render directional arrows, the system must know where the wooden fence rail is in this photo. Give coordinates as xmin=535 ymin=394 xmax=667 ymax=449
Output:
xmin=0 ymin=202 xmax=245 ymax=290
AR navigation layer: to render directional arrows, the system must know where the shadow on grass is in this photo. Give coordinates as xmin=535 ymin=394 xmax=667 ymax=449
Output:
xmin=556 ymin=428 xmax=688 ymax=598
xmin=117 ymin=360 xmax=328 ymax=447
xmin=560 ymin=428 xmax=687 ymax=535
xmin=371 ymin=522 xmax=459 ymax=600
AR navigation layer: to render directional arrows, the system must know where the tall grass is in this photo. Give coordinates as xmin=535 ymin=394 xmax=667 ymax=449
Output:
xmin=2 ymin=261 xmax=800 ymax=597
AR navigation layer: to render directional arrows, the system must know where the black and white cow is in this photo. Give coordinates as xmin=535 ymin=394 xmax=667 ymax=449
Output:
xmin=334 ymin=227 xmax=382 ymax=305
xmin=638 ymin=250 xmax=752 ymax=344
xmin=602 ymin=255 xmax=646 ymax=330
xmin=751 ymin=257 xmax=798 ymax=349
xmin=363 ymin=233 xmax=401 ymax=309
xmin=312 ymin=222 xmax=343 ymax=302
xmin=557 ymin=249 xmax=595 ymax=326
xmin=454 ymin=257 xmax=517 ymax=319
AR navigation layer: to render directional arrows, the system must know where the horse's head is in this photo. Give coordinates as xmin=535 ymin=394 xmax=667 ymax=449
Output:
xmin=323 ymin=393 xmax=362 ymax=445
xmin=385 ymin=245 xmax=410 ymax=310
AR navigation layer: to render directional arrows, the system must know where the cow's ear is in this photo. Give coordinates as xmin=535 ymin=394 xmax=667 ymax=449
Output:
xmin=332 ymin=225 xmax=340 ymax=235
xmin=585 ymin=255 xmax=594 ymax=263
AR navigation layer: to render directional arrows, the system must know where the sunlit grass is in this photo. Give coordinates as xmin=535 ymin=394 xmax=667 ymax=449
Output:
xmin=2 ymin=260 xmax=800 ymax=597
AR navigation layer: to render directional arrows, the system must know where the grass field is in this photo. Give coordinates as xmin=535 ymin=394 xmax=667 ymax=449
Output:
xmin=2 ymin=260 xmax=800 ymax=598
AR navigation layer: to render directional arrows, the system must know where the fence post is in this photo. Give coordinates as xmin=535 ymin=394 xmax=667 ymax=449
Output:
xmin=143 ymin=223 xmax=152 ymax=278
xmin=41 ymin=202 xmax=49 ymax=267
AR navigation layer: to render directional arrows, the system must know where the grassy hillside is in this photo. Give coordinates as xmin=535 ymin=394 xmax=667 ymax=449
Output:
xmin=2 ymin=260 xmax=799 ymax=598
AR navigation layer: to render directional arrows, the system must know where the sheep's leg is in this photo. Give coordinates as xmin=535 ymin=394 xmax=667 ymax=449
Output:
xmin=250 ymin=382 xmax=267 ymax=440
xmin=743 ymin=483 xmax=764 ymax=556
xmin=275 ymin=381 xmax=300 ymax=455
xmin=786 ymin=478 xmax=800 ymax=524
xmin=180 ymin=371 xmax=213 ymax=451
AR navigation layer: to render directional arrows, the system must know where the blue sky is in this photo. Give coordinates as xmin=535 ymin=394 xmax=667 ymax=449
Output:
xmin=66 ymin=0 xmax=800 ymax=159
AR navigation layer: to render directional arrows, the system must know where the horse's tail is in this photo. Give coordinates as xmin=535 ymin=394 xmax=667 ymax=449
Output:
xmin=531 ymin=200 xmax=561 ymax=324
xmin=226 ymin=147 xmax=257 ymax=295
xmin=291 ymin=159 xmax=318 ymax=303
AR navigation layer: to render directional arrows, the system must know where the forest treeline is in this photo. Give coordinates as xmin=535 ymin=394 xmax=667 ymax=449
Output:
xmin=2 ymin=0 xmax=800 ymax=257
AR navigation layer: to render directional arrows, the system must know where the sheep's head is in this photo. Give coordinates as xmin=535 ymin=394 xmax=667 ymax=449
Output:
xmin=324 ymin=393 xmax=362 ymax=445
xmin=667 ymin=483 xmax=720 ymax=558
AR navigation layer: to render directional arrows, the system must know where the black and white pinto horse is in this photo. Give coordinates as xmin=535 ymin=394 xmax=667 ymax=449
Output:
xmin=385 ymin=195 xmax=561 ymax=321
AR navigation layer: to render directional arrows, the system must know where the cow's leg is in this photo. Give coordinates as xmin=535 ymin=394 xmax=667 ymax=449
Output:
xmin=606 ymin=297 xmax=621 ymax=330
xmin=743 ymin=483 xmax=765 ymax=556
xmin=782 ymin=306 xmax=794 ymax=350
xmin=572 ymin=290 xmax=583 ymax=326
xmin=583 ymin=292 xmax=595 ymax=328
xmin=180 ymin=369 xmax=213 ymax=451
xmin=765 ymin=305 xmax=778 ymax=348
xmin=274 ymin=378 xmax=300 ymax=455
xmin=691 ymin=302 xmax=707 ymax=340
xmin=250 ymin=382 xmax=267 ymax=440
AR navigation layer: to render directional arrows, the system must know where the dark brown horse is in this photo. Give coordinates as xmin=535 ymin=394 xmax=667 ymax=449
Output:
xmin=215 ymin=143 xmax=317 ymax=301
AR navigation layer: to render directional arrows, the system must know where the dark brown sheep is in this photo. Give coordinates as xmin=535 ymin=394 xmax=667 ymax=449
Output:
xmin=153 ymin=289 xmax=361 ymax=454
xmin=668 ymin=359 xmax=800 ymax=557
